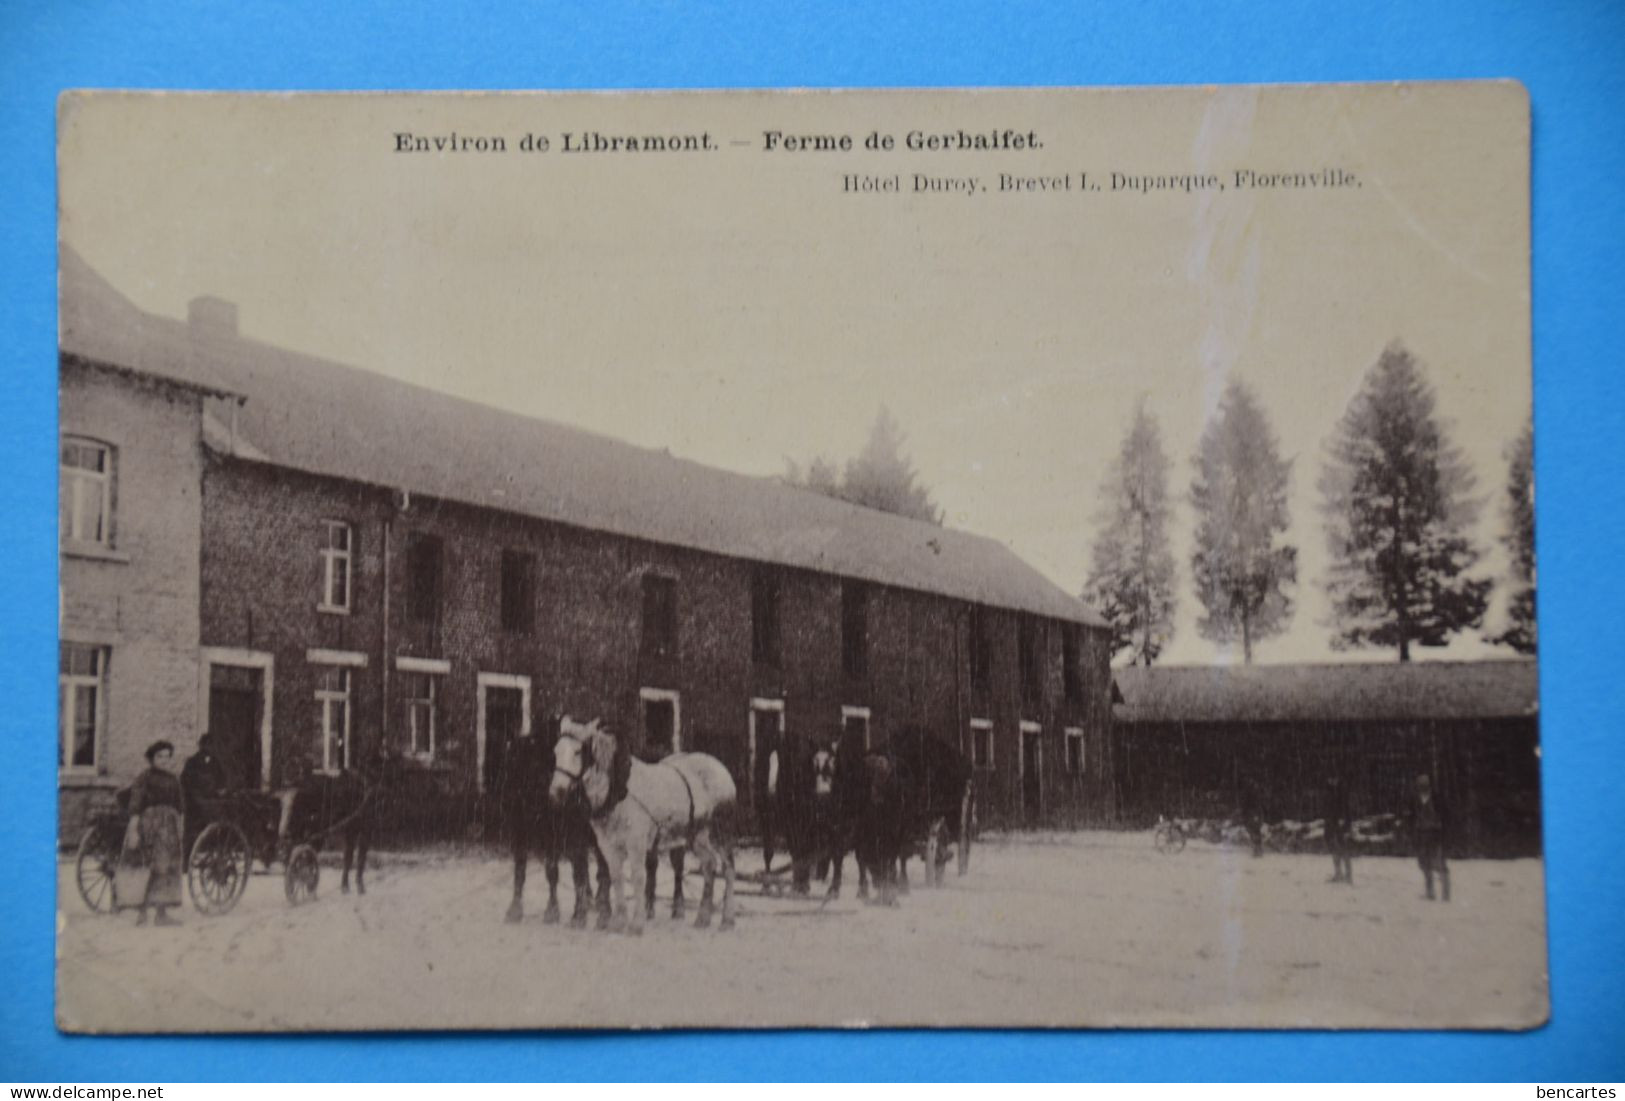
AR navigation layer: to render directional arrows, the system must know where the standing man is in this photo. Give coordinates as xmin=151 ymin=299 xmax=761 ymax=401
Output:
xmin=1408 ymin=772 xmax=1451 ymax=902
xmin=1323 ymin=773 xmax=1353 ymax=885
xmin=180 ymin=732 xmax=231 ymax=853
xmin=1239 ymin=771 xmax=1265 ymax=858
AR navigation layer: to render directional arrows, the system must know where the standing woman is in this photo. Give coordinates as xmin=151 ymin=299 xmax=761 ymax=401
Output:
xmin=115 ymin=740 xmax=186 ymax=926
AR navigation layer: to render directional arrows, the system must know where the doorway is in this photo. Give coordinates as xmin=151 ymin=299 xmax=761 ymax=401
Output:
xmin=207 ymin=663 xmax=263 ymax=790
xmin=482 ymin=685 xmax=524 ymax=799
xmin=1021 ymin=722 xmax=1042 ymax=822
xmin=749 ymin=700 xmax=785 ymax=819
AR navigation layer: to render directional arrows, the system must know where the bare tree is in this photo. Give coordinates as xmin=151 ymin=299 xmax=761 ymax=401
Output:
xmin=1319 ymin=342 xmax=1491 ymax=660
xmin=1190 ymin=379 xmax=1297 ymax=663
xmin=1083 ymin=400 xmax=1177 ymax=665
xmin=1489 ymin=418 xmax=1536 ymax=654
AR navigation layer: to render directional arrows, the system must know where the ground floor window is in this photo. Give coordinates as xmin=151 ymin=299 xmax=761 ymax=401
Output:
xmin=840 ymin=705 xmax=871 ymax=750
xmin=749 ymin=698 xmax=785 ymax=814
xmin=59 ymin=642 xmax=106 ymax=772
xmin=1065 ymin=726 xmax=1086 ymax=776
xmin=971 ymin=718 xmax=994 ymax=769
xmin=401 ymin=672 xmax=438 ymax=759
xmin=314 ymin=665 xmax=351 ymax=773
xmin=640 ymin=687 xmax=681 ymax=757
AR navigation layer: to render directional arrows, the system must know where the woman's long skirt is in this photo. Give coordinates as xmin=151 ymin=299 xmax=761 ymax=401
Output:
xmin=113 ymin=806 xmax=185 ymax=910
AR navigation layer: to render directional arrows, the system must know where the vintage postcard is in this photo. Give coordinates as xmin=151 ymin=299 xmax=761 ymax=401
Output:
xmin=55 ymin=84 xmax=1542 ymax=1032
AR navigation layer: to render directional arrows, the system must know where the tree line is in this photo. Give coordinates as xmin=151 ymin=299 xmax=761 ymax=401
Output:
xmin=780 ymin=345 xmax=1534 ymax=665
xmin=1084 ymin=341 xmax=1536 ymax=664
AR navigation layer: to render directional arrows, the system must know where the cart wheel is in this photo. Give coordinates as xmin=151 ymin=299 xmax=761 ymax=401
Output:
xmin=1154 ymin=822 xmax=1187 ymax=855
xmin=74 ymin=822 xmax=120 ymax=914
xmin=285 ymin=844 xmax=320 ymax=905
xmin=188 ymin=821 xmax=252 ymax=915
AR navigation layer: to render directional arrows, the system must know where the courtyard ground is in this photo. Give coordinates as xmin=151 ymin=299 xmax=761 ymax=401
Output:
xmin=56 ymin=830 xmax=1548 ymax=1032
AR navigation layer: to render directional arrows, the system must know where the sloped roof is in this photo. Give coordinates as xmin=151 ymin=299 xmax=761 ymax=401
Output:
xmin=1113 ymin=661 xmax=1539 ymax=724
xmin=60 ymin=250 xmax=240 ymax=399
xmin=58 ymin=247 xmax=1103 ymax=627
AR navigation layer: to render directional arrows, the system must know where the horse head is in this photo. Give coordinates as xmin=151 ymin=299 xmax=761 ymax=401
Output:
xmin=550 ymin=716 xmax=630 ymax=813
xmin=812 ymin=745 xmax=836 ymax=799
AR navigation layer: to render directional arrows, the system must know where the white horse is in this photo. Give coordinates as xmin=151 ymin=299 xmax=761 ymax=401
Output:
xmin=549 ymin=716 xmax=738 ymax=934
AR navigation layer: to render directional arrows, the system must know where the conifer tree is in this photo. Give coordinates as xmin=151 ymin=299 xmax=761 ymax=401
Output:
xmin=1083 ymin=401 xmax=1178 ymax=665
xmin=1490 ymin=419 xmax=1537 ymax=654
xmin=1190 ymin=379 xmax=1297 ymax=663
xmin=1319 ymin=342 xmax=1491 ymax=660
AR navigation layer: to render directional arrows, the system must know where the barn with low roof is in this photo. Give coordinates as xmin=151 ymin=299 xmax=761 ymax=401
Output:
xmin=1112 ymin=661 xmax=1542 ymax=856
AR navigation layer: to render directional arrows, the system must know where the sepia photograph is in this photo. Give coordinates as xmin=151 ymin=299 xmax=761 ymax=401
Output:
xmin=54 ymin=84 xmax=1543 ymax=1033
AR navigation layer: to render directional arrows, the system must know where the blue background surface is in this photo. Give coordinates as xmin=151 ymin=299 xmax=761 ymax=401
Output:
xmin=3 ymin=0 xmax=1623 ymax=1082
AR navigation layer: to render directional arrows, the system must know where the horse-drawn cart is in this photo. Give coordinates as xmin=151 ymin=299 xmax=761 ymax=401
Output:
xmin=74 ymin=779 xmax=368 ymax=917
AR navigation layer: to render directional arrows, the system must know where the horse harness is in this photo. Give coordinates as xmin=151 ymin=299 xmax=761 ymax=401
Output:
xmin=554 ymin=731 xmax=698 ymax=846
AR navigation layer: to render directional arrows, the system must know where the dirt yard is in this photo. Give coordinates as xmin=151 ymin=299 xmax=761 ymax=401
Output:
xmin=56 ymin=830 xmax=1548 ymax=1032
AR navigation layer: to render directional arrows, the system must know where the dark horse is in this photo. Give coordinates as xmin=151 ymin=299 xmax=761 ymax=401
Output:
xmin=793 ymin=725 xmax=972 ymax=905
xmin=279 ymin=747 xmax=398 ymax=896
xmin=888 ymin=724 xmax=974 ymax=886
xmin=776 ymin=728 xmax=878 ymax=901
xmin=501 ymin=733 xmax=686 ymax=927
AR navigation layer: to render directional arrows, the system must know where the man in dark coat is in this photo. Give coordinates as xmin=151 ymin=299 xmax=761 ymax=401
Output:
xmin=182 ymin=734 xmax=230 ymax=808
xmin=1407 ymin=772 xmax=1451 ymax=902
xmin=1323 ymin=773 xmax=1353 ymax=885
xmin=180 ymin=733 xmax=231 ymax=853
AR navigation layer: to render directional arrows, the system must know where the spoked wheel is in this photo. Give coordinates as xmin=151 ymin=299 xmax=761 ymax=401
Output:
xmin=188 ymin=821 xmax=252 ymax=915
xmin=74 ymin=822 xmax=121 ymax=914
xmin=1154 ymin=822 xmax=1187 ymax=855
xmin=284 ymin=844 xmax=320 ymax=905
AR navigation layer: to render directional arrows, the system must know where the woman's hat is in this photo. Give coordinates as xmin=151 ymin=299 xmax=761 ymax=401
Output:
xmin=145 ymin=739 xmax=175 ymax=762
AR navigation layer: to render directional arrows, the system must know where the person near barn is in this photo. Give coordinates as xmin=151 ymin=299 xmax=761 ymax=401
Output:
xmin=1323 ymin=773 xmax=1354 ymax=885
xmin=1408 ymin=772 xmax=1451 ymax=902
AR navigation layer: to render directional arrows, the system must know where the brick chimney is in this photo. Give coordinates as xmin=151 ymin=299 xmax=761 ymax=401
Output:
xmin=187 ymin=295 xmax=239 ymax=340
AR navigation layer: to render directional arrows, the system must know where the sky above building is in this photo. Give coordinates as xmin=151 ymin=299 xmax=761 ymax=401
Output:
xmin=57 ymin=86 xmax=1532 ymax=665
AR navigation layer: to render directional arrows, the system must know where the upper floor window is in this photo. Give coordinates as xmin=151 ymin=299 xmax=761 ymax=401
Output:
xmin=60 ymin=437 xmax=113 ymax=548
xmin=841 ymin=581 xmax=869 ymax=678
xmin=751 ymin=566 xmax=781 ymax=666
xmin=1019 ymin=617 xmax=1043 ymax=704
xmin=969 ymin=606 xmax=991 ymax=689
xmin=1063 ymin=625 xmax=1083 ymax=703
xmin=320 ymin=521 xmax=352 ymax=613
xmin=59 ymin=643 xmax=106 ymax=772
xmin=500 ymin=549 xmax=535 ymax=633
xmin=641 ymin=574 xmax=678 ymax=658
xmin=406 ymin=532 xmax=443 ymax=624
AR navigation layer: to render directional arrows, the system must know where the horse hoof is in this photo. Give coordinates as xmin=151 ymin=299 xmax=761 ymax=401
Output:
xmin=542 ymin=907 xmax=560 ymax=926
xmin=626 ymin=924 xmax=645 ymax=937
xmin=341 ymin=882 xmax=351 ymax=895
xmin=719 ymin=916 xmax=735 ymax=931
xmin=569 ymin=911 xmax=588 ymax=929
xmin=357 ymin=883 xmax=366 ymax=896
xmin=672 ymin=903 xmax=685 ymax=920
xmin=504 ymin=904 xmax=523 ymax=924
xmin=694 ymin=911 xmax=713 ymax=929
